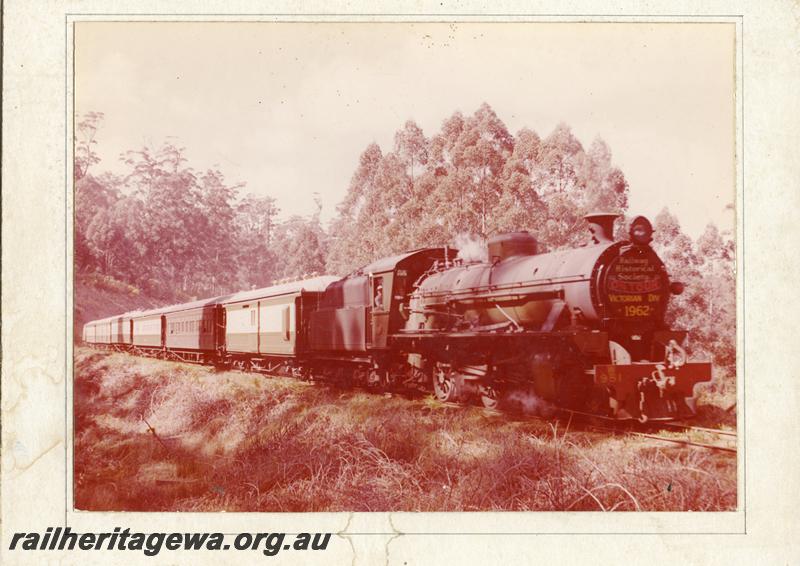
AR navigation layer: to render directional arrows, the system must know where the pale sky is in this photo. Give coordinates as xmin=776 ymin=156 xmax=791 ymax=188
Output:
xmin=75 ymin=22 xmax=735 ymax=238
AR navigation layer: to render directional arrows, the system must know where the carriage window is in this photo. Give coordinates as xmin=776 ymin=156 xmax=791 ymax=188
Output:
xmin=250 ymin=310 xmax=256 ymax=326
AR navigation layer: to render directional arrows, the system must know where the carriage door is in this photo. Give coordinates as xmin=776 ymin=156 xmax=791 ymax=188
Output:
xmin=160 ymin=316 xmax=166 ymax=349
xmin=370 ymin=274 xmax=390 ymax=349
xmin=129 ymin=319 xmax=134 ymax=343
xmin=215 ymin=305 xmax=226 ymax=353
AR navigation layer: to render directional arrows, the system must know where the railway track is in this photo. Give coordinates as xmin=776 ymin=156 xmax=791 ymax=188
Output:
xmin=555 ymin=409 xmax=737 ymax=453
xmin=411 ymin=399 xmax=737 ymax=454
xmin=640 ymin=421 xmax=737 ymax=453
xmin=593 ymin=423 xmax=737 ymax=453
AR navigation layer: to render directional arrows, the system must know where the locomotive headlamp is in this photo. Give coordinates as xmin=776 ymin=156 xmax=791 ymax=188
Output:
xmin=669 ymin=281 xmax=685 ymax=295
xmin=629 ymin=216 xmax=654 ymax=245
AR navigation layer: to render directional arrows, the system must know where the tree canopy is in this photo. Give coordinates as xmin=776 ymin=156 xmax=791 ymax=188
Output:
xmin=326 ymin=105 xmax=631 ymax=274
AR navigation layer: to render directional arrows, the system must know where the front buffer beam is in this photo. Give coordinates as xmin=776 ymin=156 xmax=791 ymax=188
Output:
xmin=594 ymin=362 xmax=712 ymax=421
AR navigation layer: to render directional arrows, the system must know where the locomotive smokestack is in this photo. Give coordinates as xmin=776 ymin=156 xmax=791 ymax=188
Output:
xmin=584 ymin=212 xmax=620 ymax=244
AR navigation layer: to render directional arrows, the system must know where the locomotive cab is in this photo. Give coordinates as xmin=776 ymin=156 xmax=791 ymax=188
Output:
xmin=308 ymin=248 xmax=453 ymax=355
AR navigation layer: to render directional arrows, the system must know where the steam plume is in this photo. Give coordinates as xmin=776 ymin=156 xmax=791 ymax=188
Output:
xmin=454 ymin=233 xmax=488 ymax=263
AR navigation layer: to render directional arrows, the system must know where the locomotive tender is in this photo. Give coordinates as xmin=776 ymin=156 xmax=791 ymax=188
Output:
xmin=83 ymin=213 xmax=711 ymax=421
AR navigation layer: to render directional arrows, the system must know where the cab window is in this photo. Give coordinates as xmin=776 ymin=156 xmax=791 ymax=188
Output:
xmin=373 ymin=276 xmax=385 ymax=311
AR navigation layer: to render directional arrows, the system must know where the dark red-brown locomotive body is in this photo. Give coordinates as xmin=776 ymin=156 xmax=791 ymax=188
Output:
xmin=84 ymin=214 xmax=711 ymax=421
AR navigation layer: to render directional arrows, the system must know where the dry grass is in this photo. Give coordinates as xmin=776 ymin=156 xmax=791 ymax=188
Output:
xmin=73 ymin=348 xmax=737 ymax=512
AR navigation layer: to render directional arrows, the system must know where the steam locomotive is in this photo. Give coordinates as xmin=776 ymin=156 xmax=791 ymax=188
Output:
xmin=83 ymin=213 xmax=711 ymax=421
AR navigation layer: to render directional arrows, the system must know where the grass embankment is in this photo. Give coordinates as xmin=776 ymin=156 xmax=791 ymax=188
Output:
xmin=74 ymin=273 xmax=162 ymax=338
xmin=74 ymin=348 xmax=736 ymax=512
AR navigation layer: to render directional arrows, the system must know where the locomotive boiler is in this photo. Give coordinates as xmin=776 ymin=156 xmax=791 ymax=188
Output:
xmin=397 ymin=214 xmax=711 ymax=420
